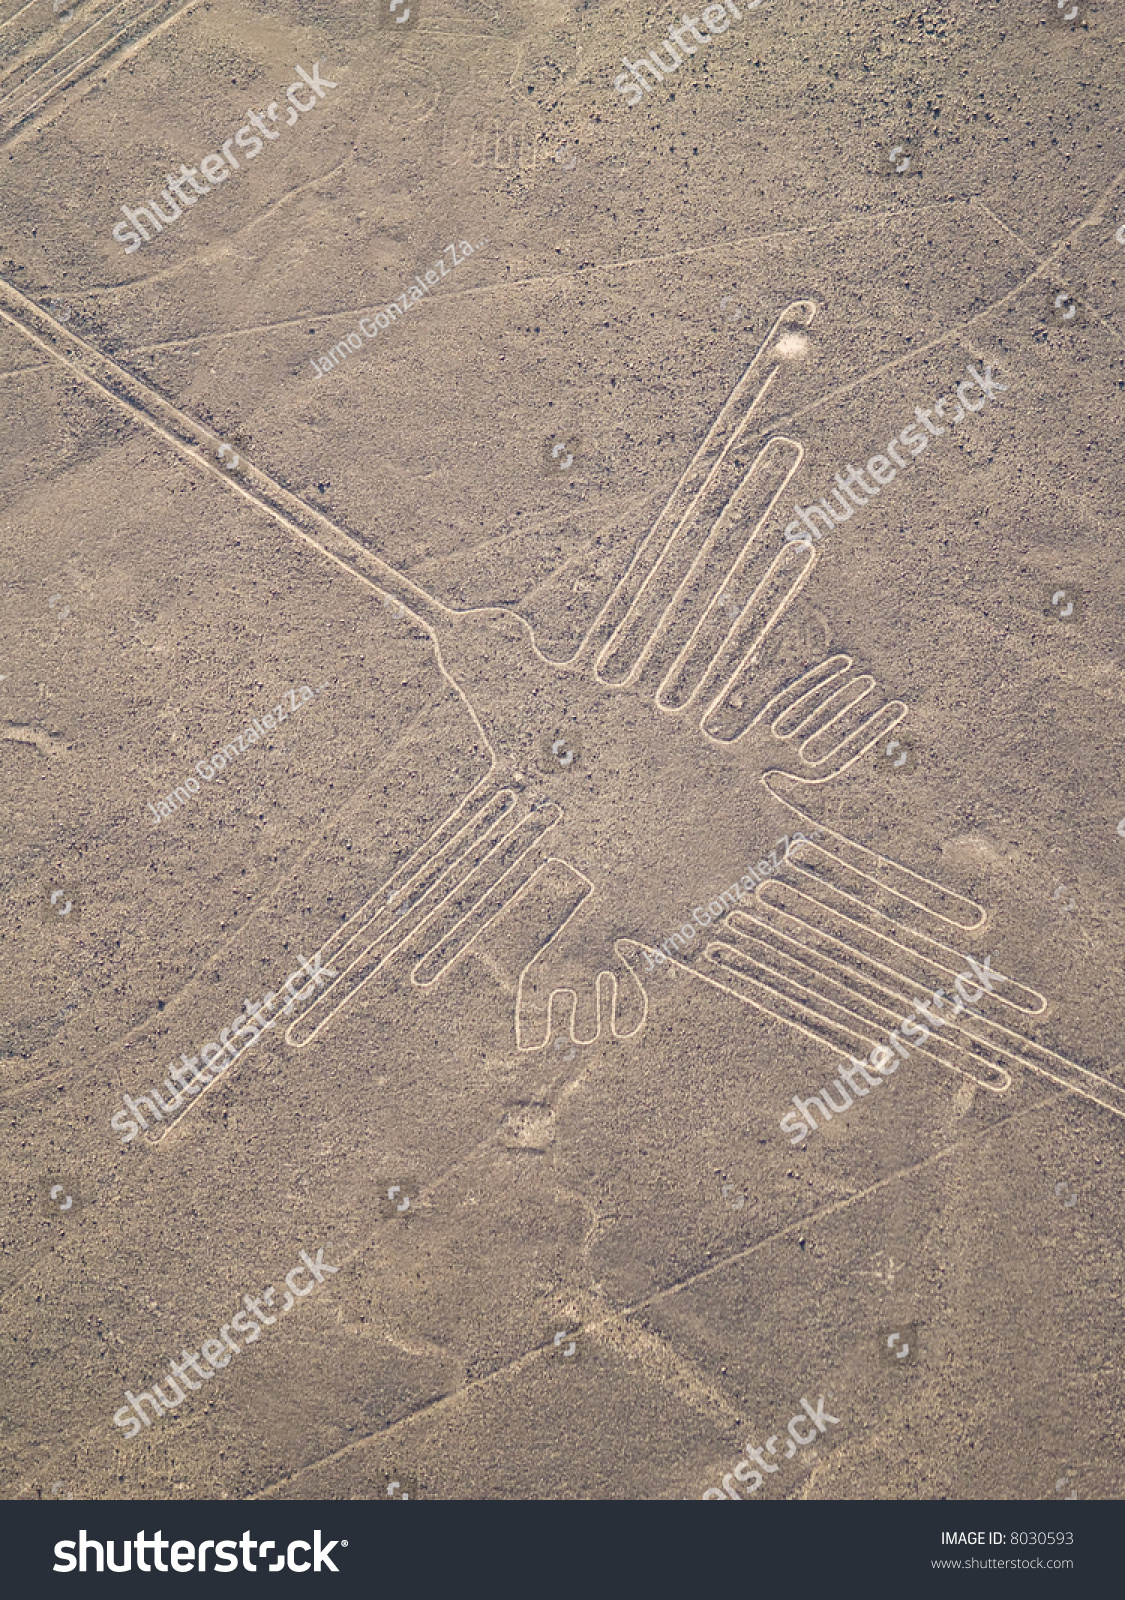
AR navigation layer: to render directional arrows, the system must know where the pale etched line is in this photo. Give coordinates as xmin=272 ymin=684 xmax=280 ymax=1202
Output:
xmin=406 ymin=806 xmax=566 ymax=967
xmin=796 ymin=694 xmax=902 ymax=773
xmin=733 ymin=873 xmax=1033 ymax=1052
xmin=697 ymin=174 xmax=1125 ymax=457
xmin=775 ymin=834 xmax=984 ymax=936
xmin=763 ymin=655 xmax=854 ymax=737
xmin=119 ymin=196 xmax=1108 ymax=412
xmin=657 ymin=448 xmax=810 ymax=710
xmin=0 ymin=0 xmax=138 ymax=101
xmin=705 ymin=929 xmax=944 ymax=1042
xmin=111 ymin=207 xmax=951 ymax=351
xmin=17 ymin=256 xmax=1107 ymax=1203
xmin=310 ymin=788 xmax=526 ymax=984
xmin=749 ymin=872 xmax=1002 ymax=993
xmin=698 ymin=542 xmax=822 ymax=729
xmin=0 ymin=284 xmax=963 ymax=1093
xmin=797 ymin=691 xmax=888 ymax=768
xmin=148 ymin=748 xmax=505 ymax=1126
xmin=513 ymin=860 xmax=594 ymax=1051
xmin=598 ymin=432 xmax=804 ymax=687
xmin=639 ymin=436 xmax=805 ymax=703
xmin=114 ymin=184 xmax=1124 ymax=385
xmin=598 ymin=1096 xmax=1063 ymax=1322
xmin=706 ymin=919 xmax=925 ymax=1042
xmin=405 ymin=508 xmax=620 ymax=608
xmin=516 ymin=882 xmax=656 ymax=1050
xmin=6 ymin=0 xmax=194 ymax=98
xmin=739 ymin=872 xmax=973 ymax=993
xmin=113 ymin=230 xmax=836 ymax=352
xmin=712 ymin=862 xmax=1125 ymax=1119
xmin=455 ymin=181 xmax=1125 ymax=402
xmin=234 ymin=153 xmax=358 ymax=238
xmin=287 ymin=803 xmax=564 ymax=1043
xmin=794 ymin=677 xmax=877 ymax=747
xmin=706 ymin=653 xmax=903 ymax=766
xmin=970 ymin=200 xmax=1125 ymax=353
xmin=768 ymin=208 xmax=1125 ymax=442
xmin=1064 ymin=298 xmax=1125 ymax=350
xmin=807 ymin=702 xmax=911 ymax=774
xmin=0 ymin=691 xmax=442 ymax=1115
xmin=0 ymin=1071 xmax=1001 ymax=1494
xmin=411 ymin=841 xmax=562 ymax=989
xmin=722 ymin=900 xmax=980 ymax=1024
xmin=1 ymin=1068 xmax=544 ymax=1424
xmin=307 ymin=784 xmax=519 ymax=977
xmin=1 ymin=0 xmax=202 ymax=148
xmin=724 ymin=910 xmax=1125 ymax=1116
xmin=702 ymin=932 xmax=1012 ymax=1094
xmin=703 ymin=933 xmax=1012 ymax=1095
xmin=516 ymin=206 xmax=967 ymax=284
xmin=139 ymin=775 xmax=512 ymax=1139
xmin=766 ymin=796 xmax=986 ymax=935
xmin=508 ymin=494 xmax=657 ymax=662
xmin=592 ymin=1317 xmax=747 ymax=1433
xmin=915 ymin=1007 xmax=1125 ymax=1119
xmin=619 ymin=937 xmax=869 ymax=1063
xmin=247 ymin=1094 xmax=1061 ymax=1501
xmin=589 ymin=304 xmax=817 ymax=679
xmin=0 ymin=279 xmax=453 ymax=635
xmin=971 ymin=199 xmax=1051 ymax=267
xmin=69 ymin=158 xmax=359 ymax=312
xmin=751 ymin=879 xmax=1005 ymax=1018
xmin=652 ymin=832 xmax=992 ymax=1004
xmin=591 ymin=357 xmax=792 ymax=649
xmin=787 ymin=675 xmax=883 ymax=755
xmin=0 ymin=1 xmax=46 ymax=37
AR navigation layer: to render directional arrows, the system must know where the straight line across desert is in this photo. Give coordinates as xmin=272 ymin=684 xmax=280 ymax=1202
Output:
xmin=2 ymin=0 xmax=1122 ymax=1548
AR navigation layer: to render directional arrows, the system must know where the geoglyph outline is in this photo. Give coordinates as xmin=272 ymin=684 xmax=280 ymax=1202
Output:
xmin=3 ymin=281 xmax=1125 ymax=1134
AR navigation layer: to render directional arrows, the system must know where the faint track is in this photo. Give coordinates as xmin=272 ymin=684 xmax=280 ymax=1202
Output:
xmin=247 ymin=1091 xmax=1063 ymax=1500
xmin=6 ymin=275 xmax=1122 ymax=1132
xmin=0 ymin=0 xmax=201 ymax=149
xmin=0 ymin=276 xmax=436 ymax=627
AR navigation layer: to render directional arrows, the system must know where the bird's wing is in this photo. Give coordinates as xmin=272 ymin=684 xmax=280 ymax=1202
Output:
xmin=568 ymin=301 xmax=822 ymax=715
xmin=690 ymin=823 xmax=1125 ymax=1122
xmin=283 ymin=783 xmax=566 ymax=1047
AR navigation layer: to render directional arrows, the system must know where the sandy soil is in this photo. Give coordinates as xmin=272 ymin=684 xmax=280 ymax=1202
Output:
xmin=2 ymin=0 xmax=1124 ymax=1501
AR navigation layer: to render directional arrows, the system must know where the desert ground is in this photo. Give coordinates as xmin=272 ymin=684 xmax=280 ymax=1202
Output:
xmin=2 ymin=0 xmax=1124 ymax=1501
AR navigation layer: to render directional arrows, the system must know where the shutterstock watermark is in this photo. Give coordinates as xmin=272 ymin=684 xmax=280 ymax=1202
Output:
xmin=112 ymin=64 xmax=340 ymax=253
xmin=112 ymin=1247 xmax=338 ymax=1439
xmin=782 ymin=365 xmax=1009 ymax=547
xmin=55 ymin=1528 xmax=343 ymax=1573
xmin=779 ymin=956 xmax=1002 ymax=1144
xmin=702 ymin=1391 xmax=841 ymax=1497
xmin=109 ymin=953 xmax=338 ymax=1143
xmin=614 ymin=3 xmax=764 ymax=106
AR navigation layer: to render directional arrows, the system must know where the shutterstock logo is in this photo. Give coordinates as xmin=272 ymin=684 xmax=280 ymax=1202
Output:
xmin=53 ymin=1529 xmax=345 ymax=1573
